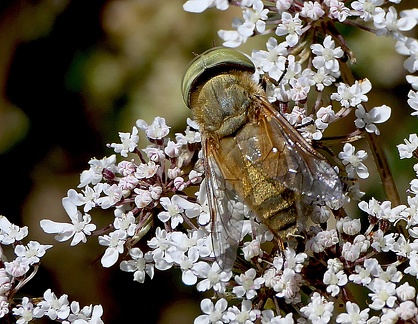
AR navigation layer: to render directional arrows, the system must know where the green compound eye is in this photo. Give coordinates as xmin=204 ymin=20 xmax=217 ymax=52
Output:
xmin=181 ymin=47 xmax=255 ymax=108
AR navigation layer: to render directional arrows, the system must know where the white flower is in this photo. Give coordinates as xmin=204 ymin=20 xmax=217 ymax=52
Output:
xmin=406 ymin=74 xmax=418 ymax=90
xmin=300 ymin=1 xmax=325 ymax=20
xmin=396 ymin=38 xmax=418 ymax=73
xmin=183 ymin=0 xmax=229 ymax=13
xmin=300 ymin=117 xmax=322 ymax=140
xmin=218 ymin=21 xmax=249 ymax=48
xmin=232 ymin=268 xmax=265 ymax=299
xmin=377 ymin=264 xmax=402 ymax=283
xmin=4 ymin=257 xmax=30 ymax=277
xmin=337 ymin=216 xmax=361 ymax=235
xmin=342 ymin=241 xmax=361 ymax=262
xmin=237 ymin=1 xmax=268 ymax=37
xmin=380 ymin=309 xmax=398 ymax=323
xmin=33 ymin=289 xmax=70 ymax=320
xmin=189 ymin=170 xmax=203 ymax=184
xmin=316 ymin=229 xmax=339 ymax=248
xmin=167 ymin=167 xmax=181 ymax=180
xmin=175 ymin=125 xmax=201 ymax=144
xmin=405 ymin=251 xmax=418 ymax=277
xmin=367 ymin=278 xmax=397 ymax=310
xmin=288 ymin=77 xmax=312 ymax=102
xmin=327 ymin=258 xmax=344 ymax=273
xmin=134 ymin=188 xmax=153 ymax=208
xmin=135 ymin=161 xmax=159 ymax=179
xmin=275 ymin=12 xmax=303 ymax=47
xmin=107 ymin=126 xmax=139 ymax=157
xmin=307 ymin=228 xmax=336 ymax=253
xmin=411 ymin=179 xmax=418 ymax=195
xmin=62 ymin=189 xmax=85 ymax=214
xmin=354 ymin=104 xmax=391 ymax=135
xmin=283 ymin=54 xmax=302 ymax=81
xmin=351 ymin=0 xmax=384 ymax=22
xmin=120 ymin=248 xmax=154 ymax=283
xmin=323 ymin=269 xmax=348 ymax=296
xmin=95 ymin=183 xmax=123 ymax=209
xmin=284 ymin=248 xmax=307 ymax=273
xmin=252 ymin=37 xmax=288 ymax=81
xmin=330 ymin=79 xmax=372 ymax=108
xmin=227 ymin=299 xmax=260 ymax=324
xmin=396 ymin=282 xmax=416 ymax=301
xmin=261 ymin=310 xmax=294 ymax=323
xmin=311 ymin=205 xmax=332 ymax=224
xmin=315 ymin=106 xmax=337 ymax=130
xmin=328 ymin=0 xmax=351 ymax=22
xmin=136 ymin=117 xmax=170 ymax=140
xmin=273 ymin=268 xmax=303 ymax=303
xmin=300 ymin=292 xmax=334 ymax=323
xmin=398 ymin=133 xmax=418 ymax=159
xmin=336 ymin=301 xmax=369 ymax=324
xmin=158 ymin=195 xmax=200 ymax=229
xmin=373 ymin=200 xmax=406 ymax=223
xmin=312 ymin=67 xmax=337 ymax=91
xmin=98 ymin=229 xmax=127 ymax=267
xmin=0 ymin=297 xmax=8 ymax=319
xmin=78 ymin=155 xmax=116 ymax=188
xmin=113 ymin=212 xmax=136 ymax=237
xmin=358 ymin=197 xmax=382 ymax=216
xmin=12 ymin=297 xmax=34 ymax=323
xmin=0 ymin=269 xmax=12 ymax=295
xmin=194 ymin=298 xmax=231 ymax=324
xmin=374 ymin=6 xmax=416 ymax=38
xmin=170 ymin=246 xmax=200 ymax=285
xmin=147 ymin=228 xmax=173 ymax=271
xmin=338 ymin=143 xmax=369 ymax=179
xmin=173 ymin=176 xmax=186 ymax=191
xmin=371 ymin=231 xmax=396 ymax=252
xmin=164 ymin=140 xmax=182 ymax=158
xmin=276 ymin=0 xmax=292 ymax=12
xmin=194 ymin=261 xmax=232 ymax=294
xmin=14 ymin=241 xmax=52 ymax=265
xmin=142 ymin=147 xmax=164 ymax=163
xmin=408 ymin=90 xmax=418 ymax=116
xmin=66 ymin=302 xmax=104 ymax=323
xmin=396 ymin=300 xmax=418 ymax=320
xmin=242 ymin=239 xmax=263 ymax=261
xmin=0 ymin=216 xmax=28 ymax=245
xmin=349 ymin=264 xmax=372 ymax=286
xmin=311 ymin=35 xmax=344 ymax=73
xmin=40 ymin=209 xmax=96 ymax=246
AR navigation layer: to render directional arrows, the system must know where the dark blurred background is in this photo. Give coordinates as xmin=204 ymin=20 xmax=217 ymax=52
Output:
xmin=0 ymin=0 xmax=416 ymax=322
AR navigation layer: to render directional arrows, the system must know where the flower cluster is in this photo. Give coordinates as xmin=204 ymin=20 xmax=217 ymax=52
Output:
xmin=0 ymin=216 xmax=103 ymax=323
xmin=31 ymin=0 xmax=418 ymax=323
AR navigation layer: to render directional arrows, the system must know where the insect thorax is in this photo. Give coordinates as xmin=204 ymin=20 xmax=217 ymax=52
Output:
xmin=190 ymin=71 xmax=262 ymax=139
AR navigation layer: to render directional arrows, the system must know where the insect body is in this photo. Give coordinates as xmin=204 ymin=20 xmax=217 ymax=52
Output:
xmin=182 ymin=47 xmax=343 ymax=270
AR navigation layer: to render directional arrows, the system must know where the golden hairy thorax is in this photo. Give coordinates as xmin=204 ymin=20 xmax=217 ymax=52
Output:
xmin=190 ymin=71 xmax=263 ymax=139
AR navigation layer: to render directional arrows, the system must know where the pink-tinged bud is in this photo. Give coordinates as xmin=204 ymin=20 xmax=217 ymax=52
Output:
xmin=167 ymin=167 xmax=182 ymax=180
xmin=174 ymin=177 xmax=186 ymax=191
xmin=189 ymin=170 xmax=203 ymax=184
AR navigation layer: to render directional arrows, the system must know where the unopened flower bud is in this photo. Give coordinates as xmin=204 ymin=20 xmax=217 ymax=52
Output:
xmin=102 ymin=168 xmax=115 ymax=181
xmin=174 ymin=177 xmax=186 ymax=191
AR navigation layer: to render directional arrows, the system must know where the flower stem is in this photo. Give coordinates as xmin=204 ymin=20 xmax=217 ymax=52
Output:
xmin=339 ymin=62 xmax=401 ymax=206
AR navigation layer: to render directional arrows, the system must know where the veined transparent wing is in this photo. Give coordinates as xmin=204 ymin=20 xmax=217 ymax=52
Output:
xmin=236 ymin=96 xmax=343 ymax=209
xmin=202 ymin=137 xmax=249 ymax=271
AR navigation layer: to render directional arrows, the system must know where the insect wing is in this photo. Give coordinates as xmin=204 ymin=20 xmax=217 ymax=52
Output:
xmin=237 ymin=97 xmax=343 ymax=209
xmin=202 ymin=139 xmax=247 ymax=271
